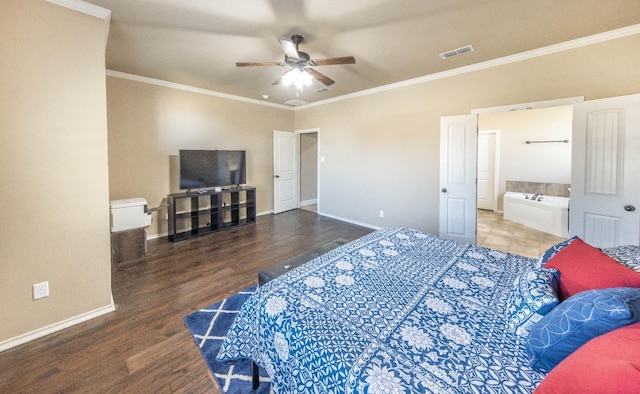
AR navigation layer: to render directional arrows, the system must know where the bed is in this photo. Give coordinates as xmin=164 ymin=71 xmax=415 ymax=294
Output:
xmin=217 ymin=227 xmax=640 ymax=393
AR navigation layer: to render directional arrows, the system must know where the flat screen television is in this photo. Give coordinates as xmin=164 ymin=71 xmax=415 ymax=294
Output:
xmin=179 ymin=149 xmax=246 ymax=190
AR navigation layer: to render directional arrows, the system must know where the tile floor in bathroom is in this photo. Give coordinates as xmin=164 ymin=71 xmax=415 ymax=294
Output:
xmin=299 ymin=205 xmax=565 ymax=259
xmin=476 ymin=209 xmax=566 ymax=259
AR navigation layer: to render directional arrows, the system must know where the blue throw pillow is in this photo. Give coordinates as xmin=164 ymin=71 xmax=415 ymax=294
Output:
xmin=526 ymin=287 xmax=640 ymax=372
xmin=538 ymin=236 xmax=578 ymax=267
xmin=505 ymin=268 xmax=560 ymax=336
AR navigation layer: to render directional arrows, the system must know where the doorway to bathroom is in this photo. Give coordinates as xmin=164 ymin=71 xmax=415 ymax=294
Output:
xmin=440 ymin=97 xmax=579 ymax=245
xmin=477 ymin=105 xmax=573 ymax=212
xmin=298 ymin=129 xmax=318 ymax=214
xmin=475 ymin=104 xmax=573 ymax=257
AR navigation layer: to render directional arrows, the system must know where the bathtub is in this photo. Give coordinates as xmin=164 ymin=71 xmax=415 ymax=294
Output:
xmin=503 ymin=192 xmax=569 ymax=238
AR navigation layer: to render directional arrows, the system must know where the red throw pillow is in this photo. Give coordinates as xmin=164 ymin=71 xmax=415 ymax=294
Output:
xmin=544 ymin=238 xmax=640 ymax=300
xmin=534 ymin=322 xmax=640 ymax=394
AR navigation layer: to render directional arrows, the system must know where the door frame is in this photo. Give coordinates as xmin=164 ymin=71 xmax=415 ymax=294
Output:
xmin=296 ymin=128 xmax=320 ymax=212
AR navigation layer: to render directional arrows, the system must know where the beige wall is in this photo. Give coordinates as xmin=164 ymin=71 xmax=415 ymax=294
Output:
xmin=479 ymin=105 xmax=573 ymax=211
xmin=106 ymin=77 xmax=294 ymax=237
xmin=295 ymin=34 xmax=640 ymax=234
xmin=0 ymin=1 xmax=111 ymax=343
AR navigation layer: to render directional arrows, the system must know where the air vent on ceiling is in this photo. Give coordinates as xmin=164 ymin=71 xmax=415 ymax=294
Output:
xmin=284 ymin=99 xmax=309 ymax=106
xmin=314 ymin=87 xmax=332 ymax=93
xmin=439 ymin=44 xmax=475 ymax=60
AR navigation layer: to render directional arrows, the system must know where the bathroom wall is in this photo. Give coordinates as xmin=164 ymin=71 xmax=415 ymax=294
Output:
xmin=479 ymin=105 xmax=573 ymax=211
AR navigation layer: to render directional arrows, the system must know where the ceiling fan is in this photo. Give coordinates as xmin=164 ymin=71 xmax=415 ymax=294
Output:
xmin=235 ymin=35 xmax=356 ymax=87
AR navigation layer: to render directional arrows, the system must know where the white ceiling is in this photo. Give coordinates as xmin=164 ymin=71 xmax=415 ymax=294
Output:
xmin=86 ymin=0 xmax=640 ymax=106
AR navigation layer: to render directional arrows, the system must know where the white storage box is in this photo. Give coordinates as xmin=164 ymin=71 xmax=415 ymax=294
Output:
xmin=110 ymin=198 xmax=151 ymax=232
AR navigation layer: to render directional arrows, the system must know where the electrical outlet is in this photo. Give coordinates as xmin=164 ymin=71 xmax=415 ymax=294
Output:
xmin=379 ymin=210 xmax=384 ymax=218
xmin=33 ymin=281 xmax=49 ymax=300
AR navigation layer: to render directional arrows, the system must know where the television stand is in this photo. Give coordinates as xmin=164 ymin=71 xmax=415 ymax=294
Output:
xmin=167 ymin=186 xmax=256 ymax=242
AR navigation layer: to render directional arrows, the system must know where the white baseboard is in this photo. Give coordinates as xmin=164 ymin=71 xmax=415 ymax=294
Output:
xmin=0 ymin=295 xmax=116 ymax=353
xmin=317 ymin=211 xmax=381 ymax=231
xmin=146 ymin=231 xmax=166 ymax=240
xmin=300 ymin=199 xmax=317 ymax=207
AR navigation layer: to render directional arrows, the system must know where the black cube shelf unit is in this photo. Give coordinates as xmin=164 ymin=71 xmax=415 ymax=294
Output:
xmin=167 ymin=186 xmax=256 ymax=242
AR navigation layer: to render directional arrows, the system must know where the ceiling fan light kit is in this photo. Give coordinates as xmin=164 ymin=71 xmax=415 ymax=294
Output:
xmin=282 ymin=68 xmax=313 ymax=95
xmin=236 ymin=34 xmax=355 ymax=98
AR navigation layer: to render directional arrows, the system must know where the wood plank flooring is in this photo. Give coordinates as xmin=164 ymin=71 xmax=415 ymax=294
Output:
xmin=0 ymin=209 xmax=372 ymax=393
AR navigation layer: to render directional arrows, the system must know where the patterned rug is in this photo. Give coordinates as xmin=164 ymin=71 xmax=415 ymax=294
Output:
xmin=184 ymin=286 xmax=271 ymax=393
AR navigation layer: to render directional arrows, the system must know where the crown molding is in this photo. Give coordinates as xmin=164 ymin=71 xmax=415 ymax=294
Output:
xmin=45 ymin=0 xmax=111 ymax=48
xmin=106 ymin=70 xmax=293 ymax=110
xmin=45 ymin=0 xmax=110 ymax=19
xmin=471 ymin=96 xmax=585 ymax=114
xmin=299 ymin=23 xmax=640 ymax=110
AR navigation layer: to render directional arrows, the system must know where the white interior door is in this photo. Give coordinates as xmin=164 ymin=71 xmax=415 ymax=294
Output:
xmin=571 ymin=94 xmax=640 ymax=248
xmin=273 ymin=130 xmax=298 ymax=214
xmin=439 ymin=114 xmax=478 ymax=243
xmin=477 ymin=131 xmax=497 ymax=211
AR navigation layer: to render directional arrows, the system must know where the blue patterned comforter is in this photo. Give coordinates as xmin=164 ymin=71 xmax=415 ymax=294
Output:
xmin=217 ymin=227 xmax=546 ymax=393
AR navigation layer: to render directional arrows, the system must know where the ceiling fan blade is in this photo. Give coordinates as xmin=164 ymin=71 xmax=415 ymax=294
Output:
xmin=236 ymin=62 xmax=285 ymax=67
xmin=278 ymin=38 xmax=300 ymax=60
xmin=310 ymin=56 xmax=356 ymax=66
xmin=304 ymin=67 xmax=335 ymax=86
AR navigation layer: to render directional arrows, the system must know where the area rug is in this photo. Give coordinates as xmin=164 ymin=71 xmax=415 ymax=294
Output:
xmin=184 ymin=286 xmax=271 ymax=393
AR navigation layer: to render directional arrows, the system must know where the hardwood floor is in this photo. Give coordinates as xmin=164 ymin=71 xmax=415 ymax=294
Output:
xmin=0 ymin=210 xmax=372 ymax=393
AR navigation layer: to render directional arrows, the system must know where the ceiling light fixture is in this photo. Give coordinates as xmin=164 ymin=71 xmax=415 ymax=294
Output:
xmin=282 ymin=68 xmax=312 ymax=96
